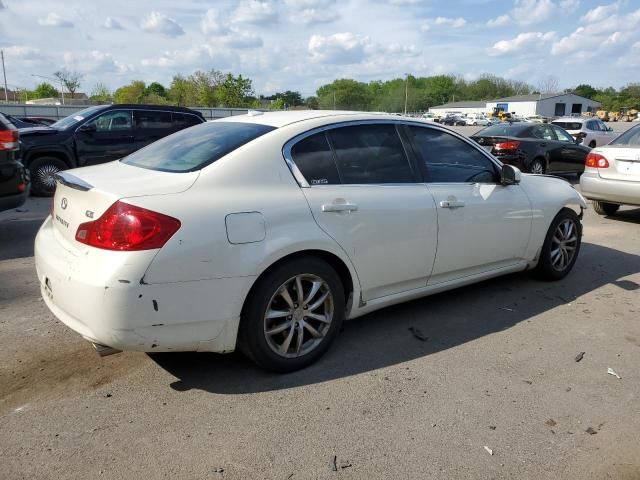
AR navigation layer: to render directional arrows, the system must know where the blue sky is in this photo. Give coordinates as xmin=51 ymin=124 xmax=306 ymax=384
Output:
xmin=0 ymin=0 xmax=638 ymax=97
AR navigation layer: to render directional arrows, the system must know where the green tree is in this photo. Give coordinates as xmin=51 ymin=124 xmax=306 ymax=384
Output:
xmin=305 ymin=96 xmax=319 ymax=109
xmin=113 ymin=80 xmax=147 ymax=104
xmin=90 ymin=82 xmax=112 ymax=102
xmin=168 ymin=75 xmax=197 ymax=106
xmin=317 ymin=79 xmax=371 ymax=110
xmin=145 ymin=82 xmax=167 ymax=98
xmin=33 ymin=82 xmax=58 ymax=99
xmin=217 ymin=74 xmax=254 ymax=107
xmin=574 ymin=84 xmax=598 ymax=99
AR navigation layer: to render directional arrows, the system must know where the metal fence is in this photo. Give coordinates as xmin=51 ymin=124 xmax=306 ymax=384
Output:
xmin=0 ymin=104 xmax=260 ymax=120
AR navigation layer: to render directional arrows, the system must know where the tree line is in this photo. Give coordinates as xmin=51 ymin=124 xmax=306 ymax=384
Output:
xmin=19 ymin=69 xmax=640 ymax=112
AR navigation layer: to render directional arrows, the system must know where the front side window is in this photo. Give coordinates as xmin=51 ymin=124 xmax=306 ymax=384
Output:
xmin=121 ymin=122 xmax=275 ymax=172
xmin=290 ymin=132 xmax=341 ymax=185
xmin=553 ymin=126 xmax=575 ymax=143
xmin=327 ymin=124 xmax=415 ymax=184
xmin=88 ymin=110 xmax=133 ymax=131
xmin=586 ymin=120 xmax=600 ymax=131
xmin=172 ymin=113 xmax=202 ymax=129
xmin=409 ymin=127 xmax=498 ymax=183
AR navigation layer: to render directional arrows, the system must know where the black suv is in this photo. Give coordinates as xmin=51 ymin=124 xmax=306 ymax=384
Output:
xmin=19 ymin=104 xmax=205 ymax=196
xmin=0 ymin=113 xmax=29 ymax=212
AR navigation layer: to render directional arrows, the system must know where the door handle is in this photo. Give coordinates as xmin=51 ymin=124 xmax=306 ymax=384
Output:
xmin=321 ymin=203 xmax=358 ymax=213
xmin=439 ymin=200 xmax=465 ymax=208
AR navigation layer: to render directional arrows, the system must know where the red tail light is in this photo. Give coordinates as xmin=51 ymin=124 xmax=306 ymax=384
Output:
xmin=494 ymin=141 xmax=520 ymax=151
xmin=0 ymin=130 xmax=19 ymax=151
xmin=585 ymin=152 xmax=609 ymax=168
xmin=573 ymin=132 xmax=587 ymax=139
xmin=75 ymin=201 xmax=181 ymax=251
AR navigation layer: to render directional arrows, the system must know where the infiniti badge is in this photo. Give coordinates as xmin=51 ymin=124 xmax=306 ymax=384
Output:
xmin=61 ymin=198 xmax=68 ymax=210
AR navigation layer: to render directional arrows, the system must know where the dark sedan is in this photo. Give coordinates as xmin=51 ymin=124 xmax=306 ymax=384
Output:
xmin=470 ymin=123 xmax=590 ymax=175
xmin=0 ymin=113 xmax=29 ymax=212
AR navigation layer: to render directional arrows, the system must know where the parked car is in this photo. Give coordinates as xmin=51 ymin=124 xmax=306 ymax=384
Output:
xmin=421 ymin=112 xmax=440 ymax=123
xmin=19 ymin=104 xmax=205 ymax=196
xmin=4 ymin=114 xmax=42 ymax=129
xmin=21 ymin=116 xmax=56 ymax=126
xmin=442 ymin=115 xmax=466 ymax=126
xmin=464 ymin=114 xmax=490 ymax=126
xmin=580 ymin=123 xmax=640 ymax=215
xmin=0 ymin=113 xmax=29 ymax=212
xmin=524 ymin=115 xmax=549 ymax=123
xmin=471 ymin=122 xmax=590 ymax=174
xmin=551 ymin=117 xmax=616 ymax=148
xmin=35 ymin=111 xmax=586 ymax=372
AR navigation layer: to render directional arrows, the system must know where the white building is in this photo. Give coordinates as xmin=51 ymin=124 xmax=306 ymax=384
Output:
xmin=428 ymin=101 xmax=487 ymax=117
xmin=486 ymin=93 xmax=600 ymax=118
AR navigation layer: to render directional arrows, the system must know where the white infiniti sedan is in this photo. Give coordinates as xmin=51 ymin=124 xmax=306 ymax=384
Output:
xmin=35 ymin=111 xmax=587 ymax=372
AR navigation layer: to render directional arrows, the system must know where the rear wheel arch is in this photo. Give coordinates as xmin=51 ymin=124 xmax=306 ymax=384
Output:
xmin=242 ymin=249 xmax=356 ymax=317
xmin=25 ymin=149 xmax=74 ymax=169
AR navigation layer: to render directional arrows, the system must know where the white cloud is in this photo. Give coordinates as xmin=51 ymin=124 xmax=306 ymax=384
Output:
xmin=103 ymin=17 xmax=124 ymax=30
xmin=422 ymin=16 xmax=467 ymax=31
xmin=0 ymin=1 xmax=5 ymax=10
xmin=581 ymin=2 xmax=619 ymax=23
xmin=233 ymin=0 xmax=278 ymax=25
xmin=559 ymin=0 xmax=580 ymax=12
xmin=141 ymin=11 xmax=184 ymax=37
xmin=38 ymin=12 xmax=74 ymax=28
xmin=224 ymin=28 xmax=264 ymax=49
xmin=201 ymin=8 xmax=229 ymax=35
xmin=3 ymin=46 xmax=46 ymax=60
xmin=512 ymin=0 xmax=554 ymax=25
xmin=487 ymin=14 xmax=510 ymax=27
xmin=490 ymin=31 xmax=555 ymax=55
xmin=284 ymin=0 xmax=338 ymax=24
xmin=308 ymin=32 xmax=371 ymax=64
xmin=63 ymin=50 xmax=132 ymax=74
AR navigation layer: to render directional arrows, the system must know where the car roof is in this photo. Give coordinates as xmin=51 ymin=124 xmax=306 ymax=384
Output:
xmin=552 ymin=117 xmax=590 ymax=122
xmin=214 ymin=110 xmax=413 ymax=128
xmin=95 ymin=104 xmax=203 ymax=115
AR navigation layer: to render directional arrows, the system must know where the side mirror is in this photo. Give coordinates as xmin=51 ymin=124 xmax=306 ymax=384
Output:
xmin=501 ymin=164 xmax=521 ymax=185
xmin=77 ymin=123 xmax=96 ymax=133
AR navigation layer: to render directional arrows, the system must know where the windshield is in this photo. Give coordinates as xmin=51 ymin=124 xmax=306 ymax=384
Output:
xmin=51 ymin=106 xmax=106 ymax=129
xmin=121 ymin=121 xmax=276 ymax=172
xmin=610 ymin=125 xmax=640 ymax=146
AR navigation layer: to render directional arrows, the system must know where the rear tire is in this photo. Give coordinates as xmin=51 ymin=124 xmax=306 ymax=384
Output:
xmin=239 ymin=257 xmax=345 ymax=372
xmin=589 ymin=140 xmax=597 ymax=148
xmin=592 ymin=201 xmax=619 ymax=216
xmin=29 ymin=157 xmax=68 ymax=197
xmin=529 ymin=158 xmax=545 ymax=174
xmin=534 ymin=208 xmax=582 ymax=281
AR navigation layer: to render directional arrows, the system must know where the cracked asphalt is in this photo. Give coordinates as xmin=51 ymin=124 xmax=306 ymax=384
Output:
xmin=1 ymin=177 xmax=639 ymax=479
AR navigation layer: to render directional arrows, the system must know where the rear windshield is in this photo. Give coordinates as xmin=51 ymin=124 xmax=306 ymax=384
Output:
xmin=552 ymin=121 xmax=582 ymax=130
xmin=610 ymin=125 xmax=640 ymax=146
xmin=121 ymin=121 xmax=276 ymax=172
xmin=475 ymin=124 xmax=530 ymax=137
xmin=0 ymin=112 xmax=16 ymax=130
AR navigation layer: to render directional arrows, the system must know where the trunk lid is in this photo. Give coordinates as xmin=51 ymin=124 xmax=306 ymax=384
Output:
xmin=51 ymin=161 xmax=198 ymax=247
xmin=597 ymin=146 xmax=640 ymax=182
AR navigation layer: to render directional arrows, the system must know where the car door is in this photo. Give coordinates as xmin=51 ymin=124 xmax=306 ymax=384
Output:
xmin=405 ymin=125 xmax=532 ymax=285
xmin=287 ymin=123 xmax=439 ymax=301
xmin=550 ymin=125 xmax=587 ymax=173
xmin=133 ymin=110 xmax=173 ymax=151
xmin=74 ymin=110 xmax=135 ymax=166
xmin=596 ymin=120 xmax=615 ymax=145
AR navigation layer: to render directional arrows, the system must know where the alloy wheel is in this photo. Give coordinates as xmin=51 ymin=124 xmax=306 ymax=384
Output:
xmin=550 ymin=219 xmax=578 ymax=271
xmin=36 ymin=164 xmax=60 ymax=189
xmin=263 ymin=274 xmax=334 ymax=358
xmin=531 ymin=161 xmax=544 ymax=174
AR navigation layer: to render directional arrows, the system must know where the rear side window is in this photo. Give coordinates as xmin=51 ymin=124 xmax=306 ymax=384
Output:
xmin=172 ymin=113 xmax=202 ymax=129
xmin=134 ymin=110 xmax=172 ymax=129
xmin=290 ymin=132 xmax=341 ymax=185
xmin=552 ymin=121 xmax=582 ymax=130
xmin=532 ymin=125 xmax=556 ymax=140
xmin=121 ymin=122 xmax=275 ymax=172
xmin=327 ymin=124 xmax=414 ymax=184
xmin=408 ymin=127 xmax=497 ymax=183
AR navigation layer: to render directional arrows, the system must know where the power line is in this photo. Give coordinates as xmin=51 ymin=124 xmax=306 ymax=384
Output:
xmin=1 ymin=50 xmax=8 ymax=103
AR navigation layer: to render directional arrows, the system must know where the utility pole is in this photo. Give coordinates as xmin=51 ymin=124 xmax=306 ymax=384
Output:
xmin=404 ymin=73 xmax=409 ymax=115
xmin=333 ymin=90 xmax=336 ymax=109
xmin=1 ymin=50 xmax=8 ymax=103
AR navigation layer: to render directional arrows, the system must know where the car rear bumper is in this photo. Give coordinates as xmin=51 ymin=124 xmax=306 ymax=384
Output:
xmin=580 ymin=171 xmax=640 ymax=206
xmin=0 ymin=188 xmax=29 ymax=212
xmin=35 ymin=216 xmax=254 ymax=353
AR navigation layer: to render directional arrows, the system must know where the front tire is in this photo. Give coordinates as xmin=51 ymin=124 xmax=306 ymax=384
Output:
xmin=239 ymin=257 xmax=345 ymax=372
xmin=592 ymin=201 xmax=619 ymax=216
xmin=534 ymin=208 xmax=582 ymax=280
xmin=29 ymin=157 xmax=68 ymax=197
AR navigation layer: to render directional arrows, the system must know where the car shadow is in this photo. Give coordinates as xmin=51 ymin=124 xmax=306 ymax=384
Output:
xmin=151 ymin=241 xmax=640 ymax=394
xmin=0 ymin=217 xmax=45 ymax=261
xmin=605 ymin=207 xmax=640 ymax=225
